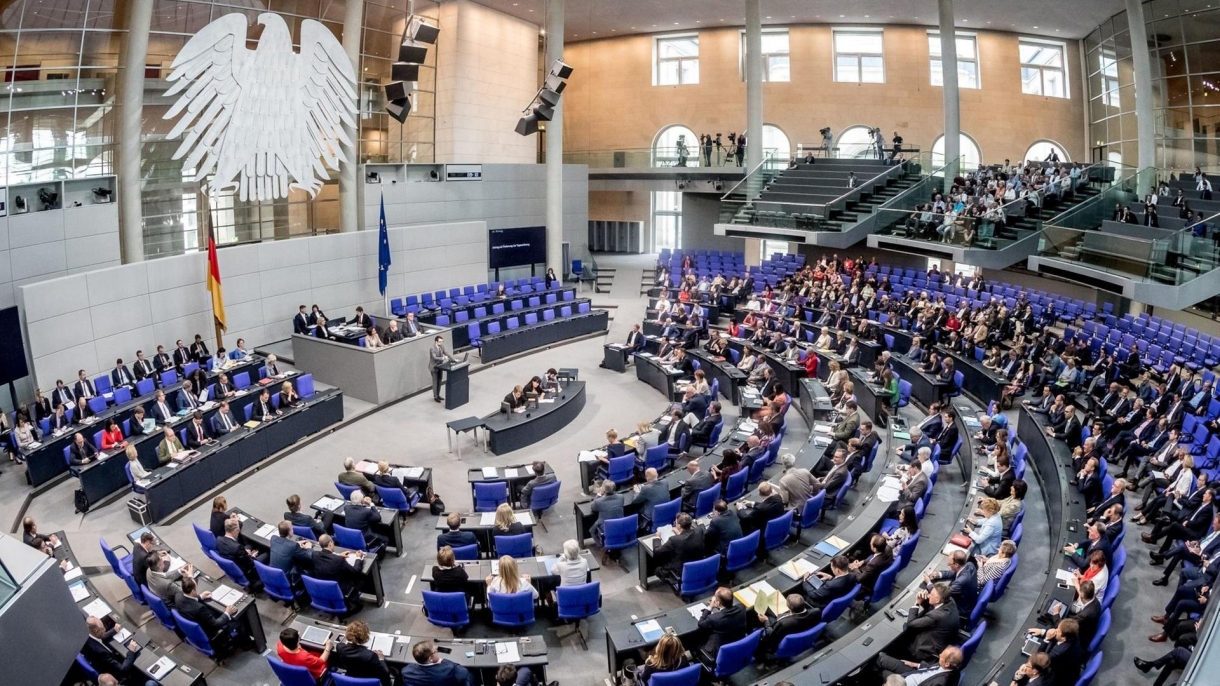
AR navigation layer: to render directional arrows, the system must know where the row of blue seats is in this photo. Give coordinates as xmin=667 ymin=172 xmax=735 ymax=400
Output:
xmin=390 ymin=278 xmax=564 ymax=316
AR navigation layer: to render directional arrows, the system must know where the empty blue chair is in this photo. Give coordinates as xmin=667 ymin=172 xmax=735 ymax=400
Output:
xmin=254 ymin=561 xmax=299 ymax=609
xmin=677 ymin=554 xmax=720 ymax=598
xmin=376 ymin=485 xmax=420 ymax=514
xmin=865 ymin=558 xmax=902 ymax=606
xmin=528 ymin=479 xmax=561 ymax=525
xmin=602 ymin=515 xmax=639 ymax=557
xmin=763 ymin=511 xmax=793 ymax=553
xmin=334 ymin=481 xmax=360 ymax=501
xmin=495 ymin=533 xmax=534 ymax=558
xmin=113 ymin=386 xmax=132 ymax=404
xmin=143 ymin=585 xmax=178 ymax=632
xmin=467 ymin=323 xmax=482 ymax=351
xmin=173 ymin=610 xmax=216 ymax=658
xmin=451 ymin=543 xmax=479 ymax=561
xmin=1075 ymin=651 xmax=1102 ymax=686
xmin=725 ymin=530 xmax=760 ymax=573
xmin=599 ymin=454 xmax=635 ymax=487
xmin=967 ymin=580 xmax=995 ymax=631
xmin=292 ymin=525 xmax=318 ymax=541
xmin=332 ymin=524 xmax=371 ymax=553
xmin=489 ymin=590 xmax=536 ymax=627
xmin=556 ymin=581 xmax=602 ymax=649
xmin=1086 ymin=608 xmax=1111 ymax=654
xmin=772 ymin=621 xmax=827 ymax=661
xmin=694 ymin=484 xmax=720 ymax=518
xmin=301 ymin=575 xmax=355 ymax=618
xmin=422 ymin=590 xmax=471 ymax=630
xmin=206 ymin=549 xmax=252 ymax=588
xmin=649 ymin=663 xmax=701 ymax=686
xmin=649 ymin=498 xmax=681 ymax=532
xmin=821 ymin=584 xmax=861 ymax=622
xmin=709 ymin=629 xmax=763 ymax=680
xmin=797 ymin=491 xmax=826 ymax=531
xmin=332 ymin=674 xmax=381 ymax=686
xmin=724 ymin=468 xmax=749 ymax=501
xmin=193 ymin=523 xmax=217 ymax=555
xmin=99 ymin=536 xmax=133 ymax=577
xmin=961 ymin=620 xmax=987 ymax=666
xmin=88 ymin=396 xmax=107 ymax=414
xmin=644 ymin=443 xmax=671 ymax=471
xmin=474 ymin=481 xmax=508 ymax=511
xmin=75 ymin=654 xmax=100 ymax=682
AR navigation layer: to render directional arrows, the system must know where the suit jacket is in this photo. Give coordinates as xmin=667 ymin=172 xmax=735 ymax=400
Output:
xmin=177 ymin=388 xmax=200 ymax=412
xmin=252 ymin=399 xmax=276 ymax=421
xmin=293 ymin=313 xmax=312 ymax=334
xmin=173 ymin=347 xmax=192 ymax=369
xmin=1042 ymin=638 xmax=1083 ymax=686
xmin=1053 ymin=417 xmax=1083 ymax=450
xmin=332 ymin=642 xmax=393 ymax=686
xmin=147 ymin=568 xmax=183 ymax=605
xmin=740 ymin=494 xmax=785 ymax=533
xmin=133 ymin=359 xmax=156 ymax=381
xmin=704 ymin=510 xmax=744 ymax=554
xmin=983 ymin=468 xmax=1015 ymax=499
xmin=211 ymin=410 xmax=240 ymax=435
xmin=286 ymin=510 xmax=327 ymax=538
xmin=935 ymin=423 xmax=959 ymax=454
xmin=69 ymin=440 xmax=97 ymax=466
xmin=822 ymin=464 xmax=849 ymax=500
xmin=157 ymin=435 xmax=185 ymax=462
xmin=437 ymin=529 xmax=479 ymax=551
xmin=682 ymin=393 xmax=708 ymax=419
xmin=190 ymin=341 xmax=211 ymax=361
xmin=635 ymin=481 xmax=671 ymax=521
xmin=900 ymin=471 xmax=930 ymax=510
xmin=657 ymin=527 xmax=705 ymax=579
xmin=186 ymin=420 xmax=211 ymax=448
xmin=74 ymin=379 xmax=96 ymax=399
xmin=519 ymin=472 xmax=557 ymax=509
xmin=854 ymin=548 xmax=895 ymax=592
xmin=311 ymin=548 xmax=362 ymax=596
xmin=53 ymin=386 xmax=74 ymax=408
xmin=215 ymin=534 xmax=257 ymax=578
xmin=1071 ymin=598 xmax=1101 ymax=648
xmin=344 ymin=504 xmax=382 ymax=542
xmin=154 ymin=353 xmax=173 ymax=372
xmin=697 ymin=603 xmax=746 ymax=656
xmin=934 ymin=562 xmax=979 ymax=616
xmin=626 ymin=330 xmax=645 ymax=351
xmin=833 ymin=411 xmax=860 ymax=442
xmin=680 ymin=469 xmax=715 ymax=509
xmin=49 ymin=412 xmax=71 ymax=433
xmin=905 ymin=599 xmax=961 ymax=662
xmin=173 ymin=592 xmax=230 ymax=636
xmin=269 ymin=535 xmax=313 ymax=576
xmin=150 ymin=399 xmax=175 ymax=423
xmin=400 ymin=319 xmax=420 ymax=338
xmin=759 ymin=605 xmax=820 ymax=655
xmin=399 ymin=660 xmax=475 ymax=686
xmin=808 ymin=572 xmax=858 ymax=609
xmin=110 ymin=365 xmax=134 ymax=387
xmin=352 ymin=313 xmax=374 ymax=330
xmin=80 ymin=635 xmax=138 ymax=678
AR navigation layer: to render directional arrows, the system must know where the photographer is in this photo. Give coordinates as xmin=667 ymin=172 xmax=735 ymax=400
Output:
xmin=820 ymin=127 xmax=833 ymax=157
xmin=735 ymin=132 xmax=746 ymax=167
xmin=701 ymin=134 xmax=713 ymax=166
xmin=890 ymin=130 xmax=904 ymax=163
xmin=675 ymin=134 xmax=689 ymax=167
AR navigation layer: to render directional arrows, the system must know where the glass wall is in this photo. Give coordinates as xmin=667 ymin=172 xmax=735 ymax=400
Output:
xmin=1085 ymin=0 xmax=1220 ymax=172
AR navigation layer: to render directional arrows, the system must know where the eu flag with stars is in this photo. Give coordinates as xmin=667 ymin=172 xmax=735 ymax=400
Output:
xmin=378 ymin=193 xmax=391 ymax=296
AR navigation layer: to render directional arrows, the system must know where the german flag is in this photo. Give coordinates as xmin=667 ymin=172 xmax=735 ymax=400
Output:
xmin=206 ymin=224 xmax=227 ymax=331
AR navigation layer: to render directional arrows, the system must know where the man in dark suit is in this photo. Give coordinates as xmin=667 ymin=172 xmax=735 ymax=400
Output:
xmin=74 ymin=396 xmax=95 ymax=424
xmin=210 ymin=400 xmax=241 ymax=436
xmin=190 ymin=334 xmax=211 ymax=365
xmin=852 ymin=535 xmax=895 ymax=595
xmin=892 ymin=582 xmax=960 ymax=663
xmin=399 ymin=313 xmax=421 ymax=338
xmin=697 ymin=587 xmax=746 ymax=660
xmin=1047 ymin=405 xmax=1083 ymax=449
xmin=691 ymin=403 xmax=722 ymax=444
xmin=737 ymin=481 xmax=785 ymax=534
xmin=285 ymin=494 xmax=327 ymax=539
xmin=756 ymin=593 xmax=820 ymax=660
xmin=1011 ymin=653 xmax=1052 ymax=686
xmin=889 ymin=461 xmax=929 ymax=517
xmin=680 ymin=386 xmax=707 ymax=419
xmin=519 ymin=461 xmax=557 ymax=511
xmin=876 ymin=646 xmax=964 ymax=686
xmin=293 ymin=305 xmax=312 ymax=334
xmin=1065 ymin=520 xmax=1113 ymax=571
xmin=74 ymin=370 xmax=97 ymax=400
xmin=805 ymin=555 xmax=857 ymax=611
xmin=172 ymin=340 xmax=192 ymax=371
xmin=1039 ymin=618 xmax=1084 ymax=686
xmin=185 ymin=411 xmax=213 ymax=448
xmin=174 ymin=576 xmax=242 ymax=650
xmin=1066 ymin=580 xmax=1102 ymax=648
xmin=331 ymin=620 xmax=395 ymax=686
xmin=81 ymin=617 xmax=142 ymax=684
xmin=1155 ymin=512 xmax=1220 ymax=584
xmin=679 ymin=459 xmax=715 ymax=511
xmin=818 ymin=450 xmax=850 ymax=504
xmin=149 ymin=389 xmax=175 ymax=424
xmin=352 ymin=306 xmax=374 ymax=330
xmin=213 ymin=373 xmax=236 ymax=399
xmin=656 ymin=513 xmax=705 ymax=587
xmin=110 ymin=359 xmax=135 ymax=389
xmin=634 ymin=468 xmax=671 ymax=529
xmin=704 ymin=500 xmax=744 ymax=554
xmin=436 ymin=513 xmax=479 ymax=551
xmin=151 ymin=345 xmax=173 ymax=375
xmin=48 ymin=404 xmax=71 ymax=434
xmin=924 ymin=550 xmax=978 ymax=620
xmin=177 ymin=380 xmax=202 ymax=412
xmin=252 ymin=388 xmax=280 ymax=421
xmin=132 ymin=350 xmax=156 ymax=382
xmin=310 ymin=534 xmax=365 ymax=605
xmin=269 ymin=520 xmax=313 ymax=581
xmin=343 ymin=492 xmax=388 ymax=551
xmin=370 ymin=460 xmax=415 ymax=506
xmin=52 ymin=379 xmax=74 ymax=408
xmin=626 ymin=324 xmax=645 ymax=353
xmin=130 ymin=531 xmax=160 ymax=589
xmin=215 ymin=519 xmax=267 ymax=587
xmin=69 ymin=432 xmax=97 ymax=467
xmin=982 ymin=454 xmax=1015 ymax=499
xmin=1148 ymin=488 xmax=1216 ymax=557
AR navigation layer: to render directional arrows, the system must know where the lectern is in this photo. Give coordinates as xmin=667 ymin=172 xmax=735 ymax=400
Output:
xmin=441 ymin=360 xmax=470 ymax=409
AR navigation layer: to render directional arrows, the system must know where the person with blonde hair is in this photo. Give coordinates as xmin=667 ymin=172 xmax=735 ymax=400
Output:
xmin=125 ymin=445 xmax=150 ymax=481
xmin=280 ymin=380 xmax=302 ymax=408
xmin=966 ymin=497 xmax=1003 ymax=556
xmin=493 ymin=503 xmax=526 ymax=536
xmin=486 ymin=555 xmax=538 ymax=599
xmin=634 ymin=632 xmax=689 ymax=683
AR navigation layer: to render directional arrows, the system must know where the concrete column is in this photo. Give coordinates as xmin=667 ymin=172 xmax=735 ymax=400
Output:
xmin=1126 ymin=0 xmax=1156 ymax=195
xmin=546 ymin=0 xmax=564 ymax=274
xmin=938 ymin=0 xmax=960 ymax=194
xmin=117 ymin=0 xmax=153 ymax=263
xmin=339 ymin=0 xmax=364 ymax=232
xmin=744 ymin=0 xmax=764 ymax=172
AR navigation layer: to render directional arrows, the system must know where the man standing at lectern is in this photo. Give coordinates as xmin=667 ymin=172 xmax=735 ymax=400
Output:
xmin=429 ymin=336 xmax=448 ymax=403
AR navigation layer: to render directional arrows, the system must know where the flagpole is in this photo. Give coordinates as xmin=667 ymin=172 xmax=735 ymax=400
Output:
xmin=198 ymin=180 xmax=225 ymax=350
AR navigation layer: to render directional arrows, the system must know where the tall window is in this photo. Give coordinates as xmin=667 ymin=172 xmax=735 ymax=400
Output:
xmin=836 ymin=126 xmax=876 ymax=159
xmin=761 ymin=240 xmax=789 ymax=260
xmin=762 ymin=124 xmax=792 ymax=163
xmin=655 ymin=35 xmax=699 ymax=86
xmin=1099 ymin=52 xmax=1120 ymax=108
xmin=928 ymin=33 xmax=979 ymax=89
xmin=653 ymin=125 xmax=699 ymax=167
xmin=653 ymin=192 xmax=683 ymax=251
xmin=1020 ymin=39 xmax=1068 ymax=98
xmin=740 ymin=29 xmax=790 ymax=82
xmin=931 ymin=133 xmax=983 ymax=171
xmin=833 ymin=30 xmax=885 ymax=83
xmin=1025 ymin=140 xmax=1070 ymax=163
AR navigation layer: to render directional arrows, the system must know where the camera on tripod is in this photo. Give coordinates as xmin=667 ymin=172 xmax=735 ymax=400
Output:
xmin=819 ymin=127 xmax=831 ymax=136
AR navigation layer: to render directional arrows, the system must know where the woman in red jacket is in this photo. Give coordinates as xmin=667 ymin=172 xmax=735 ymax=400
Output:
xmin=100 ymin=418 xmax=126 ymax=451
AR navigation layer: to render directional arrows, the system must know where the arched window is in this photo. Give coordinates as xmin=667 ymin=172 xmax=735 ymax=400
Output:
xmin=652 ymin=125 xmax=699 ymax=167
xmin=836 ymin=125 xmax=876 ymax=159
xmin=1024 ymin=140 xmax=1069 ymax=163
xmin=931 ymin=132 xmax=982 ymax=172
xmin=762 ymin=124 xmax=791 ymax=162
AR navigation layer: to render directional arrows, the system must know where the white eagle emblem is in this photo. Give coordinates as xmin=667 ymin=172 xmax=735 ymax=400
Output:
xmin=163 ymin=13 xmax=357 ymax=202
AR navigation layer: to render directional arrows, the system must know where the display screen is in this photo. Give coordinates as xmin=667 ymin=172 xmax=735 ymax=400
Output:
xmin=0 ymin=307 xmax=28 ymax=385
xmin=488 ymin=226 xmax=547 ymax=269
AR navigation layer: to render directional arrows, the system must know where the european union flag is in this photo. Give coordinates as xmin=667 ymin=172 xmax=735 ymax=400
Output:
xmin=378 ymin=193 xmax=391 ymax=296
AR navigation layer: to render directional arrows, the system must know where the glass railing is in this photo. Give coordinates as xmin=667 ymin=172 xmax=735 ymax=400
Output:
xmin=718 ymin=151 xmax=933 ymax=230
xmin=872 ymin=207 xmax=1012 ymax=249
xmin=563 ymin=146 xmax=780 ymax=169
xmin=1038 ymin=224 xmax=1164 ymax=281
xmin=1046 ymin=165 xmax=1149 ymax=231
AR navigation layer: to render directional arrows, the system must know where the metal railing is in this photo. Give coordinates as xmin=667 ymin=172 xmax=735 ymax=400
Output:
xmin=1044 ymin=165 xmax=1148 ymax=231
xmin=563 ymin=146 xmax=780 ymax=169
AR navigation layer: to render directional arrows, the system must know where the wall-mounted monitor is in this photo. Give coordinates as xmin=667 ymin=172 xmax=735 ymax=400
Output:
xmin=489 ymin=226 xmax=547 ymax=269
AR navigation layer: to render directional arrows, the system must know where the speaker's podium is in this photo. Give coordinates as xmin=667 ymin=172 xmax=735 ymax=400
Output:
xmin=441 ymin=359 xmax=471 ymax=410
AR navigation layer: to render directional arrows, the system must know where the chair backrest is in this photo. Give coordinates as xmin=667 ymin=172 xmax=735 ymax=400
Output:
xmin=172 ymin=609 xmax=215 ymax=657
xmin=556 ymin=581 xmax=602 ymax=621
xmin=1075 ymin=651 xmax=1103 ymax=686
xmin=292 ymin=525 xmax=318 ymax=541
xmin=694 ymin=484 xmax=720 ymax=517
xmin=254 ymin=560 xmax=296 ymax=603
xmin=603 ymin=515 xmax=640 ymax=552
xmin=113 ymin=386 xmax=132 ymax=404
xmin=332 ymin=674 xmax=383 ymax=686
xmin=995 ymin=552 xmax=1019 ymax=599
xmin=799 ymin=490 xmax=826 ymax=529
xmin=713 ymin=629 xmax=762 ymax=678
xmin=969 ymin=580 xmax=995 ymax=630
xmin=725 ymin=530 xmax=761 ymax=572
xmin=648 ymin=663 xmax=702 ymax=686
xmin=193 ymin=523 xmax=217 ymax=554
xmin=773 ymin=621 xmax=827 ymax=660
xmin=488 ymin=589 xmax=536 ymax=627
xmin=530 ymin=480 xmax=561 ymax=512
xmin=301 ymin=575 xmax=348 ymax=615
xmin=651 ymin=498 xmax=681 ymax=531
xmin=869 ymin=558 xmax=902 ymax=603
xmin=207 ymin=549 xmax=251 ymax=587
xmin=98 ymin=537 xmax=128 ymax=577
xmin=821 ymin=584 xmax=861 ymax=623
xmin=143 ymin=585 xmax=177 ymax=632
xmin=1087 ymin=608 xmax=1111 ymax=654
xmin=376 ymin=485 xmax=411 ymax=513
xmin=332 ymin=524 xmax=368 ymax=552
xmin=724 ymin=468 xmax=749 ymax=501
xmin=451 ymin=543 xmax=480 ymax=560
xmin=763 ymin=510 xmax=793 ymax=551
xmin=606 ymin=454 xmax=635 ymax=484
xmin=897 ymin=530 xmax=920 ymax=568
xmin=1101 ymin=575 xmax=1120 ymax=610
xmin=334 ymin=482 xmax=360 ymax=501
xmin=75 ymin=654 xmax=100 ymax=682
xmin=421 ymin=590 xmax=471 ymax=629
xmin=961 ymin=619 xmax=987 ymax=666
xmin=644 ymin=443 xmax=670 ymax=471
xmin=679 ymin=555 xmax=720 ymax=597
xmin=474 ymin=481 xmax=508 ymax=511
xmin=494 ymin=533 xmax=534 ymax=558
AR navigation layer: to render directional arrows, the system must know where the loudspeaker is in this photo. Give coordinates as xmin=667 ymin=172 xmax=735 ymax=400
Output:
xmin=398 ymin=41 xmax=428 ymax=64
xmin=549 ymin=59 xmax=573 ymax=79
xmin=392 ymin=62 xmax=421 ymax=82
xmin=533 ymin=104 xmax=554 ymax=122
xmin=538 ymin=88 xmax=561 ymax=107
xmin=384 ymin=81 xmax=412 ymax=102
xmin=410 ymin=18 xmax=440 ymax=44
xmin=386 ymin=97 xmax=412 ymax=123
xmin=515 ymin=114 xmax=539 ymax=136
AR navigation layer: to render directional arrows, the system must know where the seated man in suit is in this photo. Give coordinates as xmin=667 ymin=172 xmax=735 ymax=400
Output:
xmin=626 ymin=323 xmax=645 ymax=353
xmin=215 ymin=518 xmax=268 ymax=587
xmin=352 ymin=306 xmax=374 ymax=331
xmin=372 ymin=461 xmax=418 ymax=512
xmin=402 ymin=312 xmax=423 ymax=338
xmin=503 ymin=386 xmax=528 ymax=413
xmin=310 ymin=534 xmax=365 ymax=609
xmin=174 ymin=576 xmax=244 ymax=653
xmin=737 ymin=481 xmax=786 ymax=534
xmin=269 ymin=520 xmax=313 ymax=581
xmin=151 ymin=345 xmax=173 ymax=375
xmin=922 ymin=549 xmax=979 ymax=621
xmin=176 ymin=380 xmax=202 ymax=412
xmin=156 ymin=425 xmax=186 ymax=464
xmin=69 ymin=432 xmax=97 ymax=467
xmin=877 ymin=582 xmax=960 ymax=666
xmin=678 ymin=459 xmax=715 ymax=511
xmin=680 ymin=386 xmax=708 ymax=419
xmin=172 ymin=340 xmax=192 ymax=372
xmin=704 ymin=499 xmax=744 ymax=555
xmin=146 ymin=552 xmax=190 ymax=607
xmin=519 ymin=460 xmax=557 ymax=511
xmin=81 ymin=616 xmax=142 ymax=684
xmin=185 ymin=411 xmax=213 ymax=448
xmin=213 ymin=373 xmax=236 ymax=399
xmin=130 ymin=530 xmax=161 ymax=589
xmin=127 ymin=407 xmax=151 ymax=438
xmin=211 ymin=400 xmax=241 ymax=436
xmin=293 ymin=305 xmax=312 ymax=334
xmin=338 ymin=456 xmax=378 ymax=498
xmin=149 ymin=389 xmax=175 ymax=424
xmin=818 ymin=449 xmax=851 ymax=503
xmin=852 ymin=534 xmax=895 ymax=596
xmin=437 ymin=512 xmax=479 ymax=551
xmin=52 ymin=379 xmax=74 ymax=408
xmin=331 ymin=620 xmax=395 ymax=686
xmin=133 ymin=351 xmax=156 ymax=382
xmin=691 ymin=402 xmax=722 ymax=445
xmin=877 ymin=645 xmax=964 ymax=686
xmin=655 ymin=513 xmax=705 ymax=588
xmin=110 ymin=358 xmax=135 ymax=389
xmin=634 ymin=468 xmax=671 ymax=529
xmin=804 ymin=554 xmax=857 ymax=611
xmin=696 ymin=587 xmax=746 ymax=661
xmin=382 ymin=319 xmax=405 ymax=343
xmin=285 ymin=494 xmax=327 ymax=539
xmin=344 ymin=491 xmax=388 ymax=551
xmin=756 ymin=593 xmax=822 ymax=661
xmin=189 ymin=334 xmax=212 ymax=365
xmin=74 ymin=396 xmax=95 ymax=425
xmin=74 ymin=369 xmax=97 ymax=400
xmin=47 ymin=403 xmax=71 ymax=435
xmin=251 ymin=388 xmax=281 ymax=421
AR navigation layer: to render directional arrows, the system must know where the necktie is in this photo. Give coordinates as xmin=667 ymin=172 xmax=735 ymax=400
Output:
xmin=222 ymin=414 xmax=232 ymax=431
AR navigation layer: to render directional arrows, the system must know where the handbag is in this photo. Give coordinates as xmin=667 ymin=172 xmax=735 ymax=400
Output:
xmin=427 ymin=487 xmax=445 ymax=516
xmin=950 ymin=533 xmax=973 ymax=549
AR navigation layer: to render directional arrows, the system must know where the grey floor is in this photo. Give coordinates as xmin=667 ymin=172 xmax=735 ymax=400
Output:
xmin=5 ymin=253 xmax=1161 ymax=686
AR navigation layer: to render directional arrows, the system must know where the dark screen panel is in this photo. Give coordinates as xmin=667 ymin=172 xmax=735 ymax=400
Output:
xmin=0 ymin=307 xmax=29 ymax=385
xmin=488 ymin=226 xmax=547 ymax=269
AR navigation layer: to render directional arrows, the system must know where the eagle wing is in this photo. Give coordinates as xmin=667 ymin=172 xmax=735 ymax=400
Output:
xmin=163 ymin=13 xmax=252 ymax=184
xmin=288 ymin=19 xmax=358 ymax=196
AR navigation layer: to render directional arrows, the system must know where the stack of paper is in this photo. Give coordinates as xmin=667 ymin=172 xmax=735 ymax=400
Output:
xmin=635 ymin=619 xmax=663 ymax=642
xmin=316 ymin=496 xmax=344 ymax=511
xmin=656 ymin=525 xmax=675 ymax=544
xmin=355 ymin=460 xmax=378 ymax=474
xmin=1054 ymin=568 xmax=1076 ymax=583
xmin=813 ymin=424 xmax=833 ymax=434
xmin=877 ymin=485 xmax=902 ymax=502
xmin=577 ymin=451 xmax=600 ymax=463
xmin=504 ymin=468 xmax=520 ymax=479
xmin=83 ymin=598 xmax=111 ymax=618
xmin=364 ymin=632 xmax=394 ymax=654
xmin=495 ymin=641 xmax=521 ymax=663
xmin=482 ymin=467 xmax=498 ymax=478
xmin=64 ymin=565 xmax=84 ymax=582
xmin=211 ymin=584 xmax=244 ymax=606
xmin=514 ymin=512 xmax=534 ymax=525
xmin=167 ymin=556 xmax=188 ymax=574
xmin=687 ymin=602 xmax=710 ymax=619
xmin=779 ymin=558 xmax=818 ymax=581
xmin=400 ymin=467 xmax=425 ymax=479
xmin=69 ymin=580 xmax=91 ymax=602
xmin=254 ymin=523 xmax=277 ymax=539
xmin=814 ymin=535 xmax=850 ymax=556
xmin=479 ymin=512 xmax=497 ymax=526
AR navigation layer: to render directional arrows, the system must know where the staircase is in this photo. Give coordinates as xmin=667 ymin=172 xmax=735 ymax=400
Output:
xmin=595 ymin=268 xmax=615 ymax=294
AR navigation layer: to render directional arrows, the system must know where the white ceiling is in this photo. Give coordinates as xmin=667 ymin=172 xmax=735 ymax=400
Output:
xmin=472 ymin=0 xmax=1130 ymax=41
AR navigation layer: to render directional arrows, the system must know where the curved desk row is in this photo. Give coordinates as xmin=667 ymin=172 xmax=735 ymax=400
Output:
xmin=687 ymin=348 xmax=748 ymax=405
xmin=310 ymin=494 xmax=408 ymax=556
xmin=23 ymin=356 xmax=265 ymax=486
xmin=418 ymin=550 xmax=600 ymax=605
xmin=139 ymin=389 xmax=344 ymax=522
xmin=577 ymin=407 xmax=672 ymax=493
xmin=478 ymin=309 xmax=609 ymax=363
xmin=634 ymin=353 xmax=684 ymax=400
xmin=442 ymin=295 xmax=590 ymax=349
xmin=482 ymin=381 xmax=587 ymax=455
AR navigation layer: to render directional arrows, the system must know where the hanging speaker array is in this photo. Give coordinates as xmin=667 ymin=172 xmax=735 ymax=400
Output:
xmin=515 ymin=59 xmax=574 ymax=136
xmin=384 ymin=15 xmax=438 ymax=123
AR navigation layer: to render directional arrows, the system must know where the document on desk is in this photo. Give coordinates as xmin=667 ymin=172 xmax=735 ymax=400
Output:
xmin=167 ymin=555 xmax=188 ymax=575
xmin=212 ymin=584 xmax=244 ymax=606
xmin=254 ymin=523 xmax=276 ymax=539
xmin=1055 ymin=568 xmax=1076 ymax=583
xmin=514 ymin=512 xmax=534 ymax=525
xmin=638 ymin=353 xmax=655 ymax=359
xmin=495 ymin=641 xmax=521 ymax=664
xmin=346 ymin=555 xmax=362 ymax=568
xmin=779 ymin=558 xmax=818 ymax=581
xmin=504 ymin=468 xmax=520 ymax=479
xmin=479 ymin=512 xmax=497 ymax=526
xmin=83 ymin=598 xmax=111 ymax=618
xmin=893 ymin=431 xmax=911 ymax=441
xmin=355 ymin=460 xmax=377 ymax=474
xmin=64 ymin=565 xmax=84 ymax=582
xmin=656 ymin=525 xmax=675 ymax=544
xmin=394 ymin=467 xmax=424 ymax=480
xmin=316 ymin=496 xmax=344 ymax=511
xmin=538 ymin=398 xmax=556 ymax=404
xmin=877 ymin=485 xmax=901 ymax=503
xmin=687 ymin=602 xmax=709 ymax=619
xmin=482 ymin=467 xmax=498 ymax=478
xmin=148 ymin=656 xmax=177 ymax=682
xmin=69 ymin=580 xmax=90 ymax=601
xmin=365 ymin=633 xmax=394 ymax=654
xmin=814 ymin=535 xmax=849 ymax=557
xmin=813 ymin=424 xmax=833 ymax=434
xmin=634 ymin=619 xmax=664 ymax=643
xmin=578 ymin=451 xmax=600 ymax=462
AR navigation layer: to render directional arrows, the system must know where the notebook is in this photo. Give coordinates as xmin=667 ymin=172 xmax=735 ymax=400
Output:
xmin=301 ymin=625 xmax=331 ymax=645
xmin=635 ymin=619 xmax=663 ymax=642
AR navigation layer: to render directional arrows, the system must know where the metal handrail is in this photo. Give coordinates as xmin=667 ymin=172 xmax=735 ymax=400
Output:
xmin=719 ymin=151 xmax=778 ymax=201
xmin=741 ymin=158 xmax=918 ymax=213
